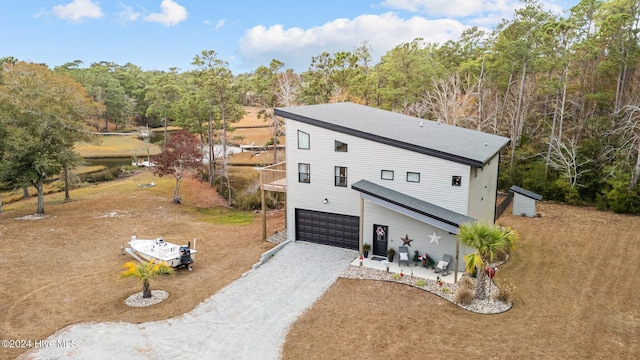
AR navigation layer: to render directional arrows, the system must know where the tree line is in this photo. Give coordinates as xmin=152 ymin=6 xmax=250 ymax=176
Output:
xmin=2 ymin=0 xmax=639 ymax=214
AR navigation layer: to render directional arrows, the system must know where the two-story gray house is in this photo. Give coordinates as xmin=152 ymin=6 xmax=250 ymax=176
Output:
xmin=274 ymin=102 xmax=510 ymax=272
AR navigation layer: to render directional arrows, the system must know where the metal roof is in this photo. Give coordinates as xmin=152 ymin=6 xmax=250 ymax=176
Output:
xmin=275 ymin=102 xmax=510 ymax=168
xmin=351 ymin=179 xmax=477 ymax=230
xmin=510 ymin=185 xmax=543 ymax=201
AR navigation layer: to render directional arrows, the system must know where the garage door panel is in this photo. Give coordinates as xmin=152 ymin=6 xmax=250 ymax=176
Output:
xmin=295 ymin=208 xmax=359 ymax=250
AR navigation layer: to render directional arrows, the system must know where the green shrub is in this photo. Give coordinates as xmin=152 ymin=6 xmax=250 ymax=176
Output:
xmin=454 ymin=286 xmax=474 ymax=305
xmin=80 ymin=167 xmax=120 ymax=182
xmin=606 ymin=182 xmax=640 ymax=214
xmin=415 ymin=279 xmax=426 ymax=287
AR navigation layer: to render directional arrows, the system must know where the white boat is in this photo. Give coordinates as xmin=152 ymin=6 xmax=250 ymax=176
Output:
xmin=122 ymin=236 xmax=197 ymax=270
xmin=131 ymin=160 xmax=155 ymax=167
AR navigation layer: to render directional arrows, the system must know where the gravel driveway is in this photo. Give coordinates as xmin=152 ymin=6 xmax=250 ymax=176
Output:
xmin=23 ymin=241 xmax=356 ymax=359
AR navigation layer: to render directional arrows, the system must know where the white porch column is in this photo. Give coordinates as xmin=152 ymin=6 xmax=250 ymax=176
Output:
xmin=359 ymin=197 xmax=364 ymax=254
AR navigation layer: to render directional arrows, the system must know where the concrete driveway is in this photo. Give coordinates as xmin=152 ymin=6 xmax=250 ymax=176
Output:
xmin=23 ymin=241 xmax=356 ymax=360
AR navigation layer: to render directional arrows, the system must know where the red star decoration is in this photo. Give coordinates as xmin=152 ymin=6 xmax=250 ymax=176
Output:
xmin=400 ymin=234 xmax=413 ymax=246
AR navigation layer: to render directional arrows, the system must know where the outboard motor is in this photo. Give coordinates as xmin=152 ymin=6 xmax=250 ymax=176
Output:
xmin=179 ymin=246 xmax=193 ymax=270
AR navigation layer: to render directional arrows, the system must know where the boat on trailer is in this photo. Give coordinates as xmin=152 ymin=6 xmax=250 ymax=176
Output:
xmin=122 ymin=236 xmax=197 ymax=271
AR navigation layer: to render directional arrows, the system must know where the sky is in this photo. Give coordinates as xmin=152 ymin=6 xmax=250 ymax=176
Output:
xmin=1 ymin=0 xmax=581 ymax=74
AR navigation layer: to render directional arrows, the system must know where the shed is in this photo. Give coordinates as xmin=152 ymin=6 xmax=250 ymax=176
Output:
xmin=510 ymin=185 xmax=542 ymax=217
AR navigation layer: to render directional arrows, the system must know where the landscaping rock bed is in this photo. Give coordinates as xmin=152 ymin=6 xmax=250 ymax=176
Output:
xmin=340 ymin=265 xmax=511 ymax=314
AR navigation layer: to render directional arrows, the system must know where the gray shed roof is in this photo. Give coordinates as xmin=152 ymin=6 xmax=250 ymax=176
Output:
xmin=275 ymin=102 xmax=510 ymax=167
xmin=351 ymin=179 xmax=477 ymax=228
xmin=510 ymin=185 xmax=543 ymax=201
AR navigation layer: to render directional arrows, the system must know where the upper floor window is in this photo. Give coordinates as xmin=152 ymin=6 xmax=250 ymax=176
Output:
xmin=452 ymin=175 xmax=462 ymax=186
xmin=381 ymin=170 xmax=394 ymax=180
xmin=335 ymin=166 xmax=347 ymax=187
xmin=335 ymin=140 xmax=348 ymax=152
xmin=298 ymin=130 xmax=310 ymax=149
xmin=298 ymin=163 xmax=310 ymax=183
xmin=407 ymin=172 xmax=420 ymax=183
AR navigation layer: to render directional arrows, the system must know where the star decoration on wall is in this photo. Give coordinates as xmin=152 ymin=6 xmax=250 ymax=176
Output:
xmin=400 ymin=234 xmax=413 ymax=246
xmin=429 ymin=231 xmax=441 ymax=245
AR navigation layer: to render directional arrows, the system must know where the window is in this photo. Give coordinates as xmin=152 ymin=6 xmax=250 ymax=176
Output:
xmin=297 ymin=130 xmax=310 ymax=149
xmin=335 ymin=166 xmax=347 ymax=187
xmin=298 ymin=163 xmax=310 ymax=183
xmin=452 ymin=175 xmax=462 ymax=186
xmin=381 ymin=170 xmax=394 ymax=180
xmin=335 ymin=140 xmax=348 ymax=152
xmin=406 ymin=172 xmax=420 ymax=183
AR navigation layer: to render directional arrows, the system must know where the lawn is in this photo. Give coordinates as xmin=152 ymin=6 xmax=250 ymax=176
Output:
xmin=283 ymin=202 xmax=640 ymax=359
xmin=74 ymin=134 xmax=162 ymax=158
xmin=0 ymin=169 xmax=284 ymax=359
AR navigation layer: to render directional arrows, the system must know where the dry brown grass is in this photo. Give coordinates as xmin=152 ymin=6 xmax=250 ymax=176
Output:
xmin=0 ymin=169 xmax=284 ymax=359
xmin=75 ymin=135 xmax=162 ymax=158
xmin=283 ymin=202 xmax=640 ymax=359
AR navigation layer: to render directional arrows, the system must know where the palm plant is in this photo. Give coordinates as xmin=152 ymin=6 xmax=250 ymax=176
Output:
xmin=458 ymin=222 xmax=518 ymax=300
xmin=119 ymin=259 xmax=175 ymax=298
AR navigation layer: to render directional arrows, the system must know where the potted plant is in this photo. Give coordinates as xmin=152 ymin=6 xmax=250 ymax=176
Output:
xmin=386 ymin=247 xmax=396 ymax=262
xmin=412 ymin=250 xmax=420 ymax=265
xmin=362 ymin=243 xmax=371 ymax=258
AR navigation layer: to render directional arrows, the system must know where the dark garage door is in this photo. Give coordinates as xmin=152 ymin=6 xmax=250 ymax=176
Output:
xmin=295 ymin=209 xmax=359 ymax=250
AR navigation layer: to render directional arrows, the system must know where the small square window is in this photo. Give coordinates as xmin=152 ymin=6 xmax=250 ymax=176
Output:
xmin=298 ymin=163 xmax=310 ymax=183
xmin=297 ymin=130 xmax=310 ymax=149
xmin=335 ymin=140 xmax=348 ymax=152
xmin=407 ymin=172 xmax=420 ymax=183
xmin=452 ymin=176 xmax=462 ymax=186
xmin=381 ymin=170 xmax=394 ymax=180
xmin=335 ymin=166 xmax=347 ymax=187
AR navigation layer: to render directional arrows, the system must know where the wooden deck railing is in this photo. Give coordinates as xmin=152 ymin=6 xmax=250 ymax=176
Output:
xmin=260 ymin=162 xmax=287 ymax=192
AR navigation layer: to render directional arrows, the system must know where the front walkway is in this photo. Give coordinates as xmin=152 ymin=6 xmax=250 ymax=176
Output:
xmin=269 ymin=232 xmax=460 ymax=284
xmin=350 ymin=256 xmax=459 ymax=284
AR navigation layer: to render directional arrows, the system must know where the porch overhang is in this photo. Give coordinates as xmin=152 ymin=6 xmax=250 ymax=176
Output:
xmin=351 ymin=180 xmax=476 ymax=235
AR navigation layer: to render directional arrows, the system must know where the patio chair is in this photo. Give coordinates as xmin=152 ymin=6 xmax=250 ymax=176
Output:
xmin=398 ymin=246 xmax=410 ymax=267
xmin=434 ymin=254 xmax=453 ymax=276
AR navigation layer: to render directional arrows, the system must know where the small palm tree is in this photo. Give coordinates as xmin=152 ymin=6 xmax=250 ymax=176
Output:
xmin=458 ymin=222 xmax=518 ymax=300
xmin=119 ymin=259 xmax=175 ymax=298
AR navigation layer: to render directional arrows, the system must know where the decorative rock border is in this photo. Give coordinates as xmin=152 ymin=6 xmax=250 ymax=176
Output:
xmin=124 ymin=290 xmax=169 ymax=307
xmin=341 ymin=266 xmax=511 ymax=314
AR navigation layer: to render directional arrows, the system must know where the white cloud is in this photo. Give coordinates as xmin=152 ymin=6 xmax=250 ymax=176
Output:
xmin=116 ymin=3 xmax=141 ymax=22
xmin=378 ymin=0 xmax=571 ymax=25
xmin=51 ymin=0 xmax=104 ymax=21
xmin=215 ymin=19 xmax=226 ymax=31
xmin=238 ymin=12 xmax=466 ymax=72
xmin=144 ymin=0 xmax=188 ymax=27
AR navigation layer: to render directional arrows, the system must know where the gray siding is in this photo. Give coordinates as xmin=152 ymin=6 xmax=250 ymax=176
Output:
xmin=512 ymin=193 xmax=537 ymax=217
xmin=286 ymin=119 xmax=476 ymax=253
xmin=467 ymin=155 xmax=500 ymax=223
xmin=286 ymin=118 xmax=476 ymax=242
xmin=364 ymin=202 xmax=472 ymax=272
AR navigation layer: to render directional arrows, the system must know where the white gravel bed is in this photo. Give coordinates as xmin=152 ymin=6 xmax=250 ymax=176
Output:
xmin=124 ymin=290 xmax=168 ymax=307
xmin=341 ymin=265 xmax=512 ymax=314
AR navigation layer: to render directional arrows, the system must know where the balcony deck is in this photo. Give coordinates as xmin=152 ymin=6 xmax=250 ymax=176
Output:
xmin=260 ymin=162 xmax=286 ymax=193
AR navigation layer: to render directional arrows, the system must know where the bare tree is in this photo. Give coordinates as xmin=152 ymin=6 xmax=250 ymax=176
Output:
xmin=547 ymin=135 xmax=591 ymax=188
xmin=614 ymin=104 xmax=640 ymax=188
xmin=422 ymin=72 xmax=476 ymax=127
